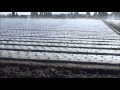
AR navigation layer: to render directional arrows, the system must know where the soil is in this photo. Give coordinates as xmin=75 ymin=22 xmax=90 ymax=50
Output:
xmin=0 ymin=59 xmax=120 ymax=78
xmin=103 ymin=20 xmax=120 ymax=35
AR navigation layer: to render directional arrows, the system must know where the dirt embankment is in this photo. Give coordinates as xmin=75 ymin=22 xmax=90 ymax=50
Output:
xmin=0 ymin=59 xmax=120 ymax=78
xmin=103 ymin=20 xmax=120 ymax=34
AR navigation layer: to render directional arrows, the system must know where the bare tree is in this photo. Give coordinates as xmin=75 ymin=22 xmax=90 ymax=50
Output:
xmin=86 ymin=12 xmax=91 ymax=18
xmin=12 ymin=12 xmax=15 ymax=17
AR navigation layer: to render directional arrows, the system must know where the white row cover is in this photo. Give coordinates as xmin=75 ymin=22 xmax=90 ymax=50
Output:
xmin=0 ymin=19 xmax=120 ymax=64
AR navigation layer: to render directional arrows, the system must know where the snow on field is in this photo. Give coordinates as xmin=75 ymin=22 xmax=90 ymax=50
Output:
xmin=0 ymin=18 xmax=120 ymax=64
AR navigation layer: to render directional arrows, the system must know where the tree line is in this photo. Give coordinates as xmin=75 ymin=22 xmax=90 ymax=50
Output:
xmin=1 ymin=12 xmax=120 ymax=19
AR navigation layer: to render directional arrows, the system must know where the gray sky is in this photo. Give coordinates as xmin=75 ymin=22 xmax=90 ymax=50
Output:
xmin=0 ymin=12 xmax=112 ymax=15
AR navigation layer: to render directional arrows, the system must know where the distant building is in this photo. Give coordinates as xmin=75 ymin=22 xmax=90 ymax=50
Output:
xmin=20 ymin=15 xmax=29 ymax=18
xmin=31 ymin=12 xmax=38 ymax=18
xmin=97 ymin=12 xmax=108 ymax=17
xmin=7 ymin=13 xmax=12 ymax=17
xmin=71 ymin=12 xmax=73 ymax=15
xmin=93 ymin=12 xmax=108 ymax=19
xmin=39 ymin=12 xmax=52 ymax=17
xmin=74 ymin=12 xmax=79 ymax=18
xmin=74 ymin=12 xmax=79 ymax=15
xmin=93 ymin=12 xmax=98 ymax=16
xmin=39 ymin=12 xmax=44 ymax=16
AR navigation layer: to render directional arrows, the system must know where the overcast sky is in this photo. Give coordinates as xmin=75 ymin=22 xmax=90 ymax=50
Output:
xmin=0 ymin=12 xmax=112 ymax=15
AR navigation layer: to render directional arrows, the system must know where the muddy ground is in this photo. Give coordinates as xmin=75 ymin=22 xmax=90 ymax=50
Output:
xmin=0 ymin=59 xmax=120 ymax=78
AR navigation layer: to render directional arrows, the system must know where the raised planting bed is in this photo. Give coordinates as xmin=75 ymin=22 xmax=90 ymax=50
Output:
xmin=0 ymin=18 xmax=120 ymax=64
